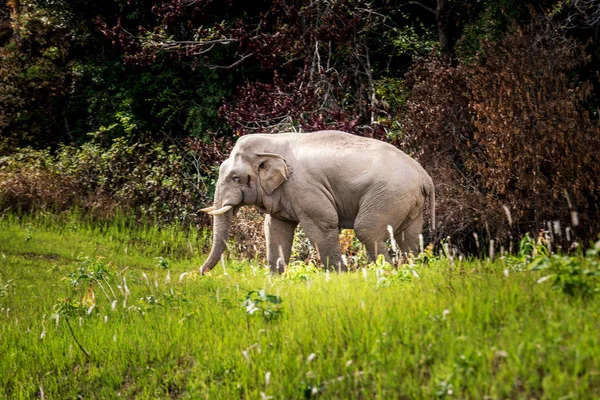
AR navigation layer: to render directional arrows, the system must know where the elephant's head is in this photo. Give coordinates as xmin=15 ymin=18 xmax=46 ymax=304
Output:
xmin=199 ymin=146 xmax=292 ymax=273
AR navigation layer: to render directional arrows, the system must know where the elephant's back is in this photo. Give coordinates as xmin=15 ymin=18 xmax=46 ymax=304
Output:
xmin=247 ymin=130 xmax=427 ymax=184
xmin=299 ymin=131 xmax=420 ymax=170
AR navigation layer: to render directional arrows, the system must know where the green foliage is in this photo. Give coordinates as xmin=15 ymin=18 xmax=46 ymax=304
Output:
xmin=184 ymin=69 xmax=233 ymax=138
xmin=291 ymin=227 xmax=317 ymax=264
xmin=155 ymin=256 xmax=171 ymax=270
xmin=65 ymin=256 xmax=116 ymax=288
xmin=374 ymin=77 xmax=410 ymax=138
xmin=507 ymin=233 xmax=600 ymax=297
xmin=83 ymin=63 xmax=232 ymax=140
xmin=504 ymin=233 xmax=547 ymax=271
xmin=241 ymin=289 xmax=284 ymax=321
xmin=368 ymin=254 xmax=417 ymax=288
xmin=281 ymin=260 xmax=321 ymax=282
xmin=0 ymin=136 xmax=208 ymax=226
xmin=0 ymin=1 xmax=74 ymax=147
xmin=455 ymin=0 xmax=523 ymax=62
xmin=531 ymin=240 xmax=600 ymax=297
xmin=390 ymin=24 xmax=437 ymax=56
xmin=0 ymin=0 xmax=234 ymax=148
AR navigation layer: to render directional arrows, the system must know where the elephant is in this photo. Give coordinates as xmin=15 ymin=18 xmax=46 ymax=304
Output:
xmin=199 ymin=130 xmax=435 ymax=274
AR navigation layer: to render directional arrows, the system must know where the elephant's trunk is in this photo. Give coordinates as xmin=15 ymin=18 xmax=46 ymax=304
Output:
xmin=200 ymin=209 xmax=233 ymax=273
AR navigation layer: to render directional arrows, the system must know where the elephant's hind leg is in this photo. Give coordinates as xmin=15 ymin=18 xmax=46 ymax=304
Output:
xmin=300 ymin=219 xmax=346 ymax=271
xmin=354 ymin=208 xmax=394 ymax=263
xmin=264 ymin=215 xmax=298 ymax=273
xmin=362 ymin=238 xmax=390 ymax=263
xmin=394 ymin=212 xmax=423 ymax=261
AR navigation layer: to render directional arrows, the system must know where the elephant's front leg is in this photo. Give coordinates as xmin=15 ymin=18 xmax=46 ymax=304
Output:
xmin=264 ymin=214 xmax=298 ymax=273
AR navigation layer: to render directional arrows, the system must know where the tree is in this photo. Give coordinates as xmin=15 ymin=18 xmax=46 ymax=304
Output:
xmin=402 ymin=17 xmax=600 ymax=248
xmin=0 ymin=0 xmax=75 ymax=147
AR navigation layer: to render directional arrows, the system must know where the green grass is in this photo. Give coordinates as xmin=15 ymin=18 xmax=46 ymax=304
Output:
xmin=0 ymin=213 xmax=599 ymax=399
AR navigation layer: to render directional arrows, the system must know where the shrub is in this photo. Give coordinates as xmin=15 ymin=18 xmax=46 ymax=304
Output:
xmin=403 ymin=17 xmax=600 ymax=251
xmin=0 ymin=147 xmax=81 ymax=213
xmin=402 ymin=55 xmax=498 ymax=248
xmin=531 ymin=240 xmax=600 ymax=298
xmin=466 ymin=18 xmax=600 ymax=240
xmin=0 ymin=136 xmax=221 ymax=226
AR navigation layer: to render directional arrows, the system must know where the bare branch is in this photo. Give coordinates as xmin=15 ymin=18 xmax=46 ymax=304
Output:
xmin=139 ymin=35 xmax=253 ymax=68
xmin=155 ymin=38 xmax=238 ymax=46
xmin=572 ymin=0 xmax=600 ymax=28
xmin=208 ymin=52 xmax=254 ymax=69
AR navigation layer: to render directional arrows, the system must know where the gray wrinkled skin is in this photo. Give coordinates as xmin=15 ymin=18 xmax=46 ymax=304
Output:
xmin=200 ymin=130 xmax=435 ymax=274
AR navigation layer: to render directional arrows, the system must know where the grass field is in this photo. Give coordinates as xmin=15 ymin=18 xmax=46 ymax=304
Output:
xmin=0 ymin=213 xmax=599 ymax=399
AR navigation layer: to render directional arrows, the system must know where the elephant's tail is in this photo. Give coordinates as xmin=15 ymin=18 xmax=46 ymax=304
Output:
xmin=423 ymin=175 xmax=436 ymax=236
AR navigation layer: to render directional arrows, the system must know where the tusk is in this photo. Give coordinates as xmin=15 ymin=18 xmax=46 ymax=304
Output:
xmin=208 ymin=205 xmax=233 ymax=215
xmin=200 ymin=206 xmax=215 ymax=213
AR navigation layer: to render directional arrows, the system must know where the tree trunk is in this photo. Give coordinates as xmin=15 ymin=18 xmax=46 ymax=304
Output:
xmin=436 ymin=0 xmax=455 ymax=63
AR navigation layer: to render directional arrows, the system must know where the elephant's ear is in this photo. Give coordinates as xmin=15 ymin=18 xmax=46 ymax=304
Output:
xmin=255 ymin=153 xmax=291 ymax=195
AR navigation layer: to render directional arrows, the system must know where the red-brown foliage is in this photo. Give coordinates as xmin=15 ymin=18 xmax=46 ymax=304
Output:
xmin=467 ymin=20 xmax=600 ymax=237
xmin=220 ymin=71 xmax=364 ymax=136
xmin=403 ymin=18 xmax=600 ymax=250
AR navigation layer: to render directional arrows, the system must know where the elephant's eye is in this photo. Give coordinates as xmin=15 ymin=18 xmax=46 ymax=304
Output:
xmin=232 ymin=176 xmax=241 ymax=183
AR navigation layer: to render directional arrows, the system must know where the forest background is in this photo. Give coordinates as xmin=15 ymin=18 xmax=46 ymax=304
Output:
xmin=1 ymin=0 xmax=600 ymax=255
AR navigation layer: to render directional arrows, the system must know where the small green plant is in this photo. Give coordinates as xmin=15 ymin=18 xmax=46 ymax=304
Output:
xmin=53 ymin=255 xmax=119 ymax=320
xmin=505 ymin=233 xmax=536 ymax=271
xmin=53 ymin=297 xmax=82 ymax=318
xmin=137 ymin=289 xmax=190 ymax=312
xmin=24 ymin=222 xmax=33 ymax=241
xmin=367 ymin=254 xmax=393 ymax=271
xmin=52 ymin=297 xmax=92 ymax=361
xmin=66 ymin=256 xmax=115 ymax=287
xmin=281 ymin=260 xmax=320 ymax=282
xmin=368 ymin=254 xmax=416 ymax=288
xmin=242 ymin=289 xmax=283 ymax=321
xmin=155 ymin=256 xmax=170 ymax=270
xmin=64 ymin=256 xmax=117 ymax=304
xmin=531 ymin=240 xmax=600 ymax=297
xmin=412 ymin=242 xmax=436 ymax=266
